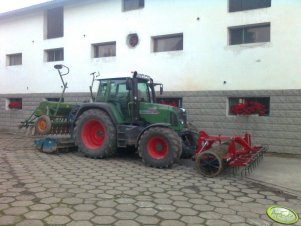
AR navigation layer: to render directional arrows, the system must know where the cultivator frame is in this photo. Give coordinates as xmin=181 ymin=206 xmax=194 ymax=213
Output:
xmin=195 ymin=131 xmax=268 ymax=177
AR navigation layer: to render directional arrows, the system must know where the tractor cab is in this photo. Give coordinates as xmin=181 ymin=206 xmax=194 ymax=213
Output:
xmin=94 ymin=72 xmax=168 ymax=125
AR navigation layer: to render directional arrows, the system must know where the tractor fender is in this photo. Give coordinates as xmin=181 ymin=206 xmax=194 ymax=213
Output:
xmin=73 ymin=103 xmax=117 ymax=125
xmin=135 ymin=123 xmax=171 ymax=147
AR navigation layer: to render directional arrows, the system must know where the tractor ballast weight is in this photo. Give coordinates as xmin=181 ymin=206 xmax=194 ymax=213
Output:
xmin=19 ymin=65 xmax=76 ymax=135
xmin=194 ymin=131 xmax=268 ymax=177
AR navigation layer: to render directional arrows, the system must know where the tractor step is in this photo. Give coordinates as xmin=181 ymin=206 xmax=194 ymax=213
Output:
xmin=34 ymin=136 xmax=76 ymax=153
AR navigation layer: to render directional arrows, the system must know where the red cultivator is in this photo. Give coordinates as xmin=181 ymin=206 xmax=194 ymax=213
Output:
xmin=194 ymin=131 xmax=268 ymax=177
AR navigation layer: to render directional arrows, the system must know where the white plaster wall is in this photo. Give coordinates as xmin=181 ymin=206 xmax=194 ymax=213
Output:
xmin=0 ymin=0 xmax=300 ymax=93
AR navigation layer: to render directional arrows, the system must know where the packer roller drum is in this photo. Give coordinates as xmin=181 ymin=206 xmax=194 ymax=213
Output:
xmin=195 ymin=143 xmax=229 ymax=177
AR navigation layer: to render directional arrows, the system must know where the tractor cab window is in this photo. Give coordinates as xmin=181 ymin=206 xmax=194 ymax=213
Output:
xmin=96 ymin=81 xmax=108 ymax=102
xmin=137 ymin=82 xmax=151 ymax=102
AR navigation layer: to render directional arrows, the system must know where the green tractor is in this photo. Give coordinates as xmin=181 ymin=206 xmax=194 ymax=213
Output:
xmin=73 ymin=72 xmax=196 ymax=168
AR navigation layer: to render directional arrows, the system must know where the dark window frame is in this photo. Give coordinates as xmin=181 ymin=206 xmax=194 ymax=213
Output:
xmin=229 ymin=23 xmax=270 ymax=45
xmin=45 ymin=48 xmax=64 ymax=62
xmin=7 ymin=53 xmax=22 ymax=66
xmin=152 ymin=33 xmax=184 ymax=53
xmin=45 ymin=7 xmax=64 ymax=39
xmin=45 ymin=97 xmax=64 ymax=102
xmin=229 ymin=0 xmax=271 ymax=12
xmin=92 ymin=42 xmax=116 ymax=58
xmin=228 ymin=97 xmax=270 ymax=116
xmin=123 ymin=0 xmax=144 ymax=11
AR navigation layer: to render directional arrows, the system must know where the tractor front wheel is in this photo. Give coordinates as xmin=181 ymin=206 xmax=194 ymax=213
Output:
xmin=74 ymin=109 xmax=116 ymax=158
xmin=138 ymin=127 xmax=181 ymax=168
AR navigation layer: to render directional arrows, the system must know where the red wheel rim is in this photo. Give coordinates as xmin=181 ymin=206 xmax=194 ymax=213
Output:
xmin=147 ymin=136 xmax=169 ymax=159
xmin=37 ymin=119 xmax=47 ymax=132
xmin=81 ymin=119 xmax=106 ymax=150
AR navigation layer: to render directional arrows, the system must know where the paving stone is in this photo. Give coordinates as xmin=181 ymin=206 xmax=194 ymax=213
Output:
xmin=136 ymin=216 xmax=160 ymax=224
xmin=24 ymin=211 xmax=49 ymax=220
xmin=114 ymin=211 xmax=138 ymax=220
xmin=66 ymin=221 xmax=94 ymax=226
xmin=199 ymin=211 xmax=222 ymax=220
xmin=50 ymin=207 xmax=74 ymax=215
xmin=156 ymin=204 xmax=177 ymax=211
xmin=29 ymin=204 xmax=51 ymax=211
xmin=206 ymin=219 xmax=231 ymax=226
xmin=3 ymin=207 xmax=29 ymax=215
xmin=192 ymin=204 xmax=215 ymax=211
xmin=62 ymin=197 xmax=83 ymax=205
xmin=116 ymin=204 xmax=137 ymax=212
xmin=74 ymin=204 xmax=96 ymax=211
xmin=93 ymin=207 xmax=116 ymax=215
xmin=44 ymin=215 xmax=71 ymax=225
xmin=0 ymin=197 xmax=15 ymax=203
xmin=173 ymin=201 xmax=193 ymax=208
xmin=222 ymin=214 xmax=245 ymax=223
xmin=181 ymin=215 xmax=205 ymax=224
xmin=114 ymin=220 xmax=140 ymax=226
xmin=160 ymin=220 xmax=186 ymax=226
xmin=157 ymin=211 xmax=181 ymax=220
xmin=96 ymin=200 xmax=117 ymax=208
xmin=11 ymin=201 xmax=34 ymax=207
xmin=0 ymin=215 xmax=22 ymax=225
xmin=91 ymin=216 xmax=116 ymax=225
xmin=70 ymin=211 xmax=94 ymax=220
xmin=215 ymin=207 xmax=236 ymax=215
xmin=176 ymin=207 xmax=198 ymax=216
xmin=15 ymin=219 xmax=44 ymax=226
xmin=135 ymin=208 xmax=158 ymax=215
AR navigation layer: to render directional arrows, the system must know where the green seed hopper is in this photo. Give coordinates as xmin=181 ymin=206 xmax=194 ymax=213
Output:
xmin=19 ymin=65 xmax=77 ymax=135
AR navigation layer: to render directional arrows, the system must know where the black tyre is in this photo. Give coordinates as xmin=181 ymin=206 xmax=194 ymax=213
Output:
xmin=195 ymin=144 xmax=228 ymax=177
xmin=138 ymin=127 xmax=181 ymax=168
xmin=181 ymin=131 xmax=198 ymax=158
xmin=74 ymin=109 xmax=116 ymax=158
xmin=35 ymin=115 xmax=52 ymax=135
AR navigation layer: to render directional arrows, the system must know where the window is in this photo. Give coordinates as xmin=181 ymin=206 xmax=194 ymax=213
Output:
xmin=229 ymin=23 xmax=270 ymax=45
xmin=7 ymin=98 xmax=22 ymax=110
xmin=45 ymin=48 xmax=64 ymax=62
xmin=46 ymin=7 xmax=64 ymax=39
xmin=228 ymin=97 xmax=270 ymax=116
xmin=123 ymin=0 xmax=144 ymax=11
xmin=156 ymin=97 xmax=183 ymax=108
xmin=92 ymin=42 xmax=116 ymax=58
xmin=153 ymin=33 xmax=183 ymax=52
xmin=7 ymin=53 xmax=22 ymax=66
xmin=45 ymin=97 xmax=64 ymax=102
xmin=229 ymin=0 xmax=271 ymax=12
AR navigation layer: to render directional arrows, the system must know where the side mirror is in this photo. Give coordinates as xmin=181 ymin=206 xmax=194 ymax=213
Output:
xmin=126 ymin=78 xmax=133 ymax=90
xmin=160 ymin=84 xmax=163 ymax=95
xmin=54 ymin=64 xmax=63 ymax=70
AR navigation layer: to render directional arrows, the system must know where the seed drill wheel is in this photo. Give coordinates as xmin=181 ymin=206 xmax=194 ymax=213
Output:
xmin=138 ymin=127 xmax=181 ymax=168
xmin=35 ymin=115 xmax=52 ymax=135
xmin=74 ymin=109 xmax=116 ymax=158
xmin=195 ymin=143 xmax=228 ymax=177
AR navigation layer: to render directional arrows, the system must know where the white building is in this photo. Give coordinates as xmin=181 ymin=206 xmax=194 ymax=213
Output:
xmin=0 ymin=0 xmax=300 ymax=93
xmin=0 ymin=0 xmax=301 ymax=154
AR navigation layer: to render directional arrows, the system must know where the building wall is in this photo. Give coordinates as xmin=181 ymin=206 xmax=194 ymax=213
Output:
xmin=0 ymin=0 xmax=301 ymax=93
xmin=1 ymin=90 xmax=300 ymax=154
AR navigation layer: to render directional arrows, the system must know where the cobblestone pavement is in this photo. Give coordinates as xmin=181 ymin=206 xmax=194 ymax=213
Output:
xmin=0 ymin=133 xmax=300 ymax=226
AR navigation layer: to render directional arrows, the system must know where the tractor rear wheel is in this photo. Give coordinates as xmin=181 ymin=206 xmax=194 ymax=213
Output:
xmin=35 ymin=115 xmax=52 ymax=135
xmin=74 ymin=109 xmax=116 ymax=158
xmin=195 ymin=144 xmax=228 ymax=177
xmin=138 ymin=127 xmax=181 ymax=168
